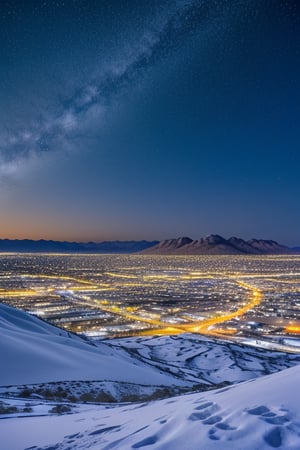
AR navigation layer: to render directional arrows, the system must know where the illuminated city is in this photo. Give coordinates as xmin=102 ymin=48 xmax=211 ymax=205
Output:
xmin=1 ymin=254 xmax=300 ymax=347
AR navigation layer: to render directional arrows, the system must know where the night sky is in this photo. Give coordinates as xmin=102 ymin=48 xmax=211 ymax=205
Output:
xmin=0 ymin=0 xmax=299 ymax=245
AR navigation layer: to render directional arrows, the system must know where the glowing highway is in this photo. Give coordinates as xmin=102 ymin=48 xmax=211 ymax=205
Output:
xmin=0 ymin=254 xmax=300 ymax=345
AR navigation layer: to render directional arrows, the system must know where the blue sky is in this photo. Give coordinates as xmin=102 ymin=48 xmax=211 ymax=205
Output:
xmin=0 ymin=0 xmax=299 ymax=244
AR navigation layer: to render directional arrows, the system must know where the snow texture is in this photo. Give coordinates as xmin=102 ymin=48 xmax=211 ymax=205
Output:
xmin=1 ymin=303 xmax=300 ymax=449
xmin=0 ymin=303 xmax=181 ymax=386
xmin=2 ymin=365 xmax=300 ymax=449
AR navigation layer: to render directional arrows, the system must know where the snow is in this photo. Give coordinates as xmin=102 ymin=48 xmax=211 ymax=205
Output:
xmin=3 ymin=303 xmax=298 ymax=389
xmin=2 ymin=303 xmax=300 ymax=449
xmin=282 ymin=338 xmax=300 ymax=348
xmin=108 ymin=334 xmax=300 ymax=385
xmin=0 ymin=304 xmax=182 ymax=386
xmin=2 ymin=364 xmax=300 ymax=449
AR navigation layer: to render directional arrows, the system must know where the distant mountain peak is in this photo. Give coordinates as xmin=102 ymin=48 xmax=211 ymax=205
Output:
xmin=156 ymin=237 xmax=193 ymax=250
xmin=142 ymin=235 xmax=294 ymax=255
xmin=203 ymin=234 xmax=227 ymax=244
xmin=246 ymin=238 xmax=287 ymax=253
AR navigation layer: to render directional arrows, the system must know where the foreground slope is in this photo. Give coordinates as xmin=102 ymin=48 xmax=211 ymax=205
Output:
xmin=2 ymin=303 xmax=299 ymax=387
xmin=0 ymin=303 xmax=180 ymax=386
xmin=2 ymin=304 xmax=300 ymax=449
xmin=2 ymin=364 xmax=300 ymax=449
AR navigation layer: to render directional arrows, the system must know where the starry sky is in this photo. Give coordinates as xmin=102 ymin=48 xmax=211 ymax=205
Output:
xmin=0 ymin=0 xmax=299 ymax=245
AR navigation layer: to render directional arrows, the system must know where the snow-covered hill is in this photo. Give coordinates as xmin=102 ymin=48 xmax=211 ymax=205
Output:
xmin=108 ymin=334 xmax=300 ymax=385
xmin=0 ymin=303 xmax=180 ymax=386
xmin=2 ymin=363 xmax=300 ymax=449
xmin=2 ymin=303 xmax=299 ymax=389
xmin=2 ymin=303 xmax=300 ymax=449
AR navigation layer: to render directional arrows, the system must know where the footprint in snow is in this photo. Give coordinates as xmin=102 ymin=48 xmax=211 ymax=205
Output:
xmin=202 ymin=415 xmax=222 ymax=425
xmin=208 ymin=429 xmax=220 ymax=441
xmin=188 ymin=401 xmax=220 ymax=421
xmin=246 ymin=405 xmax=300 ymax=447
xmin=247 ymin=405 xmax=270 ymax=416
xmin=215 ymin=421 xmax=236 ymax=431
xmin=247 ymin=405 xmax=290 ymax=425
xmin=263 ymin=426 xmax=284 ymax=448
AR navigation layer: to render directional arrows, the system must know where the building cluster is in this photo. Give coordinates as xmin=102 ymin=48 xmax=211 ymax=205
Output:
xmin=0 ymin=254 xmax=299 ymax=340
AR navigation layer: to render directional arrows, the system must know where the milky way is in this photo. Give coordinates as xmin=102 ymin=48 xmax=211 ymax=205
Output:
xmin=0 ymin=0 xmax=299 ymax=243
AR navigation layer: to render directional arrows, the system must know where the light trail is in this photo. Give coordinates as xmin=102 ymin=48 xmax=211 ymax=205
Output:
xmin=1 ymin=254 xmax=300 ymax=351
xmin=0 ymin=271 xmax=264 ymax=337
xmin=87 ymin=278 xmax=263 ymax=338
xmin=286 ymin=326 xmax=300 ymax=334
xmin=21 ymin=273 xmax=103 ymax=288
xmin=0 ymin=289 xmax=40 ymax=297
xmin=0 ymin=271 xmax=267 ymax=339
xmin=105 ymin=272 xmax=138 ymax=279
xmin=189 ymin=282 xmax=262 ymax=334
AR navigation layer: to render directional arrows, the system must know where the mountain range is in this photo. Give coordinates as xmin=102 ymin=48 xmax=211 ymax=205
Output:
xmin=0 ymin=239 xmax=158 ymax=253
xmin=0 ymin=235 xmax=298 ymax=254
xmin=142 ymin=234 xmax=299 ymax=255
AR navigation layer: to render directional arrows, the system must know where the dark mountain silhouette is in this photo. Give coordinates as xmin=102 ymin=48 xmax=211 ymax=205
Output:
xmin=0 ymin=236 xmax=298 ymax=255
xmin=0 ymin=239 xmax=158 ymax=254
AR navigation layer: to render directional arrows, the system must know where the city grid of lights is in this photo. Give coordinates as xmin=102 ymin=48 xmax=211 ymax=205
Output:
xmin=0 ymin=254 xmax=300 ymax=349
